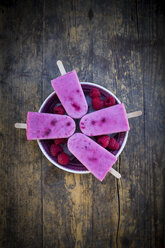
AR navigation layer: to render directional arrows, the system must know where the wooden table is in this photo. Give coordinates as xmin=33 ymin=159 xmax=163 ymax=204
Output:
xmin=0 ymin=1 xmax=164 ymax=247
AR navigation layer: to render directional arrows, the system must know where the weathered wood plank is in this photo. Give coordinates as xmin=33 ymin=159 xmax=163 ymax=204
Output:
xmin=137 ymin=1 xmax=165 ymax=247
xmin=0 ymin=1 xmax=43 ymax=247
xmin=110 ymin=1 xmax=165 ymax=247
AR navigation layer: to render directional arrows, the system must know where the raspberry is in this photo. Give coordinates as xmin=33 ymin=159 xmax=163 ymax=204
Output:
xmin=97 ymin=135 xmax=110 ymax=148
xmin=53 ymin=105 xmax=65 ymax=115
xmin=108 ymin=138 xmax=119 ymax=150
xmin=54 ymin=138 xmax=67 ymax=145
xmin=92 ymin=97 xmax=104 ymax=110
xmin=90 ymin=88 xmax=101 ymax=98
xmin=58 ymin=152 xmax=69 ymax=165
xmin=104 ymin=96 xmax=116 ymax=107
xmin=50 ymin=144 xmax=63 ymax=157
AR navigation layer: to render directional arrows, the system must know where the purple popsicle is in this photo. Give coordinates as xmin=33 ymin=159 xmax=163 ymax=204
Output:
xmin=51 ymin=70 xmax=88 ymax=119
xmin=80 ymin=103 xmax=130 ymax=136
xmin=27 ymin=112 xmax=76 ymax=140
xmin=68 ymin=133 xmax=117 ymax=181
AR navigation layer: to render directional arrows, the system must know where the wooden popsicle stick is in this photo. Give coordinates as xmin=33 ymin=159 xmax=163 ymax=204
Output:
xmin=127 ymin=110 xmax=142 ymax=119
xmin=57 ymin=60 xmax=66 ymax=75
xmin=109 ymin=168 xmax=121 ymax=179
xmin=15 ymin=123 xmax=27 ymax=129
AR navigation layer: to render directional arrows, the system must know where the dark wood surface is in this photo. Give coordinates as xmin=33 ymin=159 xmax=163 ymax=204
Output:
xmin=0 ymin=0 xmax=165 ymax=247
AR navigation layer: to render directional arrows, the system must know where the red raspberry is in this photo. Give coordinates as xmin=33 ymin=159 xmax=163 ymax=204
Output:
xmin=54 ymin=138 xmax=67 ymax=145
xmin=92 ymin=97 xmax=104 ymax=110
xmin=90 ymin=88 xmax=101 ymax=98
xmin=97 ymin=135 xmax=110 ymax=148
xmin=53 ymin=105 xmax=65 ymax=115
xmin=50 ymin=144 xmax=63 ymax=157
xmin=104 ymin=96 xmax=116 ymax=107
xmin=58 ymin=152 xmax=69 ymax=165
xmin=108 ymin=138 xmax=119 ymax=150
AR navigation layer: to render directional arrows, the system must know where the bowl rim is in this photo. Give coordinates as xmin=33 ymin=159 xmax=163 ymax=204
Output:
xmin=37 ymin=82 xmax=128 ymax=174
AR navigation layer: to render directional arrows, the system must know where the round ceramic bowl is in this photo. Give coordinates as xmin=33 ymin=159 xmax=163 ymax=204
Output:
xmin=37 ymin=82 xmax=128 ymax=174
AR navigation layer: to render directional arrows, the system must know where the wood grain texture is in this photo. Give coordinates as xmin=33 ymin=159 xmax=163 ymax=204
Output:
xmin=0 ymin=0 xmax=165 ymax=248
xmin=0 ymin=1 xmax=43 ymax=247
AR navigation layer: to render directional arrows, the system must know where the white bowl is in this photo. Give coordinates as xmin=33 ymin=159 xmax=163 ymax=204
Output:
xmin=37 ymin=82 xmax=128 ymax=174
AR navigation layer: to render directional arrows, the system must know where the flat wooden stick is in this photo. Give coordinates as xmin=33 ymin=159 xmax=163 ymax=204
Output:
xmin=109 ymin=168 xmax=121 ymax=179
xmin=127 ymin=110 xmax=142 ymax=119
xmin=57 ymin=60 xmax=66 ymax=75
xmin=15 ymin=123 xmax=27 ymax=129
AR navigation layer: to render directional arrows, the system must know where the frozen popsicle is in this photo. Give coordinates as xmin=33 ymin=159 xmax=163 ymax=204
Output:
xmin=80 ymin=103 xmax=130 ymax=136
xmin=26 ymin=112 xmax=76 ymax=140
xmin=51 ymin=68 xmax=88 ymax=119
xmin=68 ymin=133 xmax=117 ymax=181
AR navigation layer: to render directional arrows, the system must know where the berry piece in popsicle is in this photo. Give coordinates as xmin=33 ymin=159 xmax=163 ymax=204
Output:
xmin=80 ymin=103 xmax=130 ymax=136
xmin=51 ymin=70 xmax=88 ymax=119
xmin=27 ymin=112 xmax=76 ymax=140
xmin=68 ymin=133 xmax=117 ymax=181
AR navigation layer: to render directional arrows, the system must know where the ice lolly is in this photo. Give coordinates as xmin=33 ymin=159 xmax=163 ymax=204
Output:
xmin=51 ymin=70 xmax=88 ymax=119
xmin=80 ymin=103 xmax=130 ymax=136
xmin=68 ymin=133 xmax=117 ymax=181
xmin=27 ymin=112 xmax=76 ymax=140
